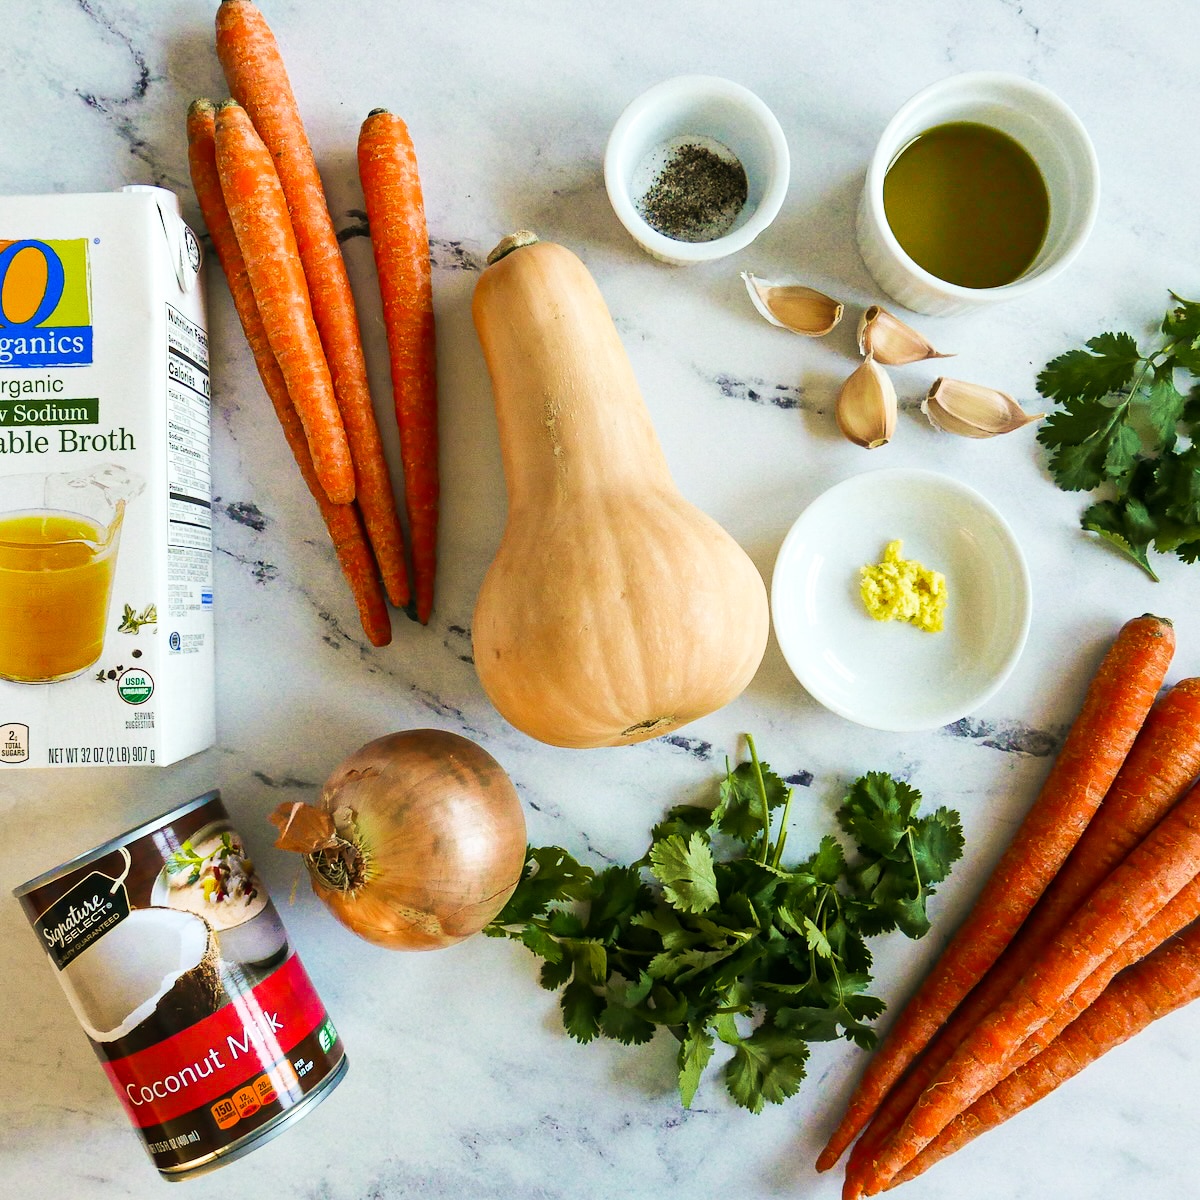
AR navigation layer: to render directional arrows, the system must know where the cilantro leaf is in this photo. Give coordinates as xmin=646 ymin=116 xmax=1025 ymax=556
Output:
xmin=1161 ymin=445 xmax=1200 ymax=525
xmin=1036 ymin=332 xmax=1141 ymax=401
xmin=678 ymin=1025 xmax=715 ymax=1109
xmin=489 ymin=741 xmax=963 ymax=1117
xmin=651 ymin=803 xmax=715 ymax=845
xmin=1162 ymin=293 xmax=1200 ymax=342
xmin=599 ymin=976 xmax=656 ymax=1045
xmin=561 ymin=979 xmax=604 ymax=1043
xmin=1036 ymin=396 xmax=1120 ymax=491
xmin=838 ymin=772 xmax=921 ymax=857
xmin=1102 ymin=421 xmax=1143 ymax=488
xmin=841 ymin=777 xmax=963 ymax=939
xmin=712 ymin=758 xmax=788 ymax=844
xmin=1037 ymin=296 xmax=1200 ymax=576
xmin=648 ymin=944 xmax=738 ymax=982
xmin=649 ymin=832 xmax=719 ymax=913
xmin=806 ymin=834 xmax=847 ymax=885
xmin=489 ymin=845 xmax=593 ymax=926
xmin=1081 ymin=499 xmax=1159 ymax=581
xmin=586 ymin=865 xmax=646 ymax=937
xmin=724 ymin=1025 xmax=810 ymax=1112
xmin=539 ymin=953 xmax=574 ymax=991
xmin=910 ymin=809 xmax=966 ymax=886
xmin=1137 ymin=365 xmax=1188 ymax=452
xmin=801 ymin=915 xmax=833 ymax=959
xmin=506 ymin=922 xmax=562 ymax=961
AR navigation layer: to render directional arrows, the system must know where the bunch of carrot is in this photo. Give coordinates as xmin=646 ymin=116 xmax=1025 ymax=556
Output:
xmin=186 ymin=0 xmax=439 ymax=644
xmin=816 ymin=612 xmax=1200 ymax=1192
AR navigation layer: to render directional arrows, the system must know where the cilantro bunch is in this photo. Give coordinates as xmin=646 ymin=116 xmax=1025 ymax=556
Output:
xmin=1037 ymin=293 xmax=1200 ymax=579
xmin=484 ymin=738 xmax=963 ymax=1114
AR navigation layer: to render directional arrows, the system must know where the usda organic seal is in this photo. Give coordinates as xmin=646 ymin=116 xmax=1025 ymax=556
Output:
xmin=117 ymin=668 xmax=154 ymax=705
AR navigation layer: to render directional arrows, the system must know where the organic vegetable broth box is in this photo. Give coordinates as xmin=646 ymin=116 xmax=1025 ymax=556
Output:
xmin=0 ymin=186 xmax=214 ymax=767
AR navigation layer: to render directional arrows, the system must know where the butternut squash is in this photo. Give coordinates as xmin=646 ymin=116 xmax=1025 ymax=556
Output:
xmin=470 ymin=232 xmax=768 ymax=748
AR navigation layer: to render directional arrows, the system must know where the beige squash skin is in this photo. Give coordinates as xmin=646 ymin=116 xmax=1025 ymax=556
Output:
xmin=471 ymin=237 xmax=769 ymax=749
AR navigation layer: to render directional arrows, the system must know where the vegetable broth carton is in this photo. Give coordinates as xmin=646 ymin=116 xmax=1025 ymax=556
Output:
xmin=0 ymin=186 xmax=214 ymax=767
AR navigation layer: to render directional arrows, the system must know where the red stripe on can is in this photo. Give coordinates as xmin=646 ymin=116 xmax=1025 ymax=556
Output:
xmin=101 ymin=952 xmax=326 ymax=1128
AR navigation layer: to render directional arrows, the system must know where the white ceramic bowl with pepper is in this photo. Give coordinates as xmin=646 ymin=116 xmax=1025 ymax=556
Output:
xmin=604 ymin=75 xmax=790 ymax=265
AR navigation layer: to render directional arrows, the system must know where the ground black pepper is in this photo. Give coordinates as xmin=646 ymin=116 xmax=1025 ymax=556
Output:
xmin=636 ymin=141 xmax=749 ymax=243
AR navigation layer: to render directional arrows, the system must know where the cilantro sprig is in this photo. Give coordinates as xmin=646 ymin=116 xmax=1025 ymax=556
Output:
xmin=1037 ymin=293 xmax=1200 ymax=579
xmin=164 ymin=832 xmax=236 ymax=884
xmin=484 ymin=737 xmax=963 ymax=1114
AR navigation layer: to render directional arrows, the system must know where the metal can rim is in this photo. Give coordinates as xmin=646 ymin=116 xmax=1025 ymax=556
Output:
xmin=11 ymin=789 xmax=220 ymax=899
xmin=158 ymin=1049 xmax=349 ymax=1181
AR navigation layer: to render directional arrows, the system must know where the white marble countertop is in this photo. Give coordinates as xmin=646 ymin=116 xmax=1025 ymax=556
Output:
xmin=4 ymin=1 xmax=1200 ymax=1197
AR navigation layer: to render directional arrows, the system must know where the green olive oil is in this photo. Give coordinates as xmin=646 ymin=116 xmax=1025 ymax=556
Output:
xmin=882 ymin=121 xmax=1050 ymax=289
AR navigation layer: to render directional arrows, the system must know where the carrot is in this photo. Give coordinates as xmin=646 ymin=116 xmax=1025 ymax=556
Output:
xmin=842 ymin=676 xmax=1200 ymax=1196
xmin=216 ymin=0 xmax=411 ymax=611
xmin=211 ymin=99 xmax=355 ymax=507
xmin=888 ymin=907 xmax=1200 ymax=1188
xmin=188 ymin=99 xmax=390 ymax=647
xmin=817 ymin=613 xmax=1174 ymax=1173
xmin=993 ymin=872 xmax=1200 ymax=1083
xmin=861 ymin=772 xmax=1200 ymax=1194
xmin=357 ymin=108 xmax=439 ymax=624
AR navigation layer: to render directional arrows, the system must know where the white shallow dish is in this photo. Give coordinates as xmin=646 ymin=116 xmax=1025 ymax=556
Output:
xmin=771 ymin=468 xmax=1031 ymax=732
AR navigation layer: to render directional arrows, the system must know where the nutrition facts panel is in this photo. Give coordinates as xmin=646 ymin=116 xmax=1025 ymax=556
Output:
xmin=165 ymin=303 xmax=213 ymax=619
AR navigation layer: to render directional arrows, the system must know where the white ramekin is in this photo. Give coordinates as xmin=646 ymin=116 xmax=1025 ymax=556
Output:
xmin=604 ymin=75 xmax=790 ymax=266
xmin=856 ymin=72 xmax=1100 ymax=316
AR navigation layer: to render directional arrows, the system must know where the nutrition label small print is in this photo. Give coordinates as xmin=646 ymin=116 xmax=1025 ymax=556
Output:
xmin=0 ymin=722 xmax=29 ymax=764
xmin=165 ymin=304 xmax=213 ymax=618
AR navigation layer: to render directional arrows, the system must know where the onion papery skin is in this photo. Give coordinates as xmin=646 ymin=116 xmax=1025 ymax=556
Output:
xmin=308 ymin=729 xmax=527 ymax=950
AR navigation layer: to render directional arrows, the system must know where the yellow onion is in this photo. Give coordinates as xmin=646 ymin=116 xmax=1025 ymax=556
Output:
xmin=271 ymin=729 xmax=527 ymax=950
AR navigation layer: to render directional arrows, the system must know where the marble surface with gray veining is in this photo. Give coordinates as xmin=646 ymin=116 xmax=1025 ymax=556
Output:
xmin=3 ymin=2 xmax=1200 ymax=1197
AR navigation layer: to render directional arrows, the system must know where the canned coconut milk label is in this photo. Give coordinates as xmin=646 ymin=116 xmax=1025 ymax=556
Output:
xmin=14 ymin=791 xmax=347 ymax=1180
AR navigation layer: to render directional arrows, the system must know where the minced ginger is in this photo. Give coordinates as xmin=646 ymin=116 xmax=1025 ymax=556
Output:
xmin=859 ymin=539 xmax=947 ymax=633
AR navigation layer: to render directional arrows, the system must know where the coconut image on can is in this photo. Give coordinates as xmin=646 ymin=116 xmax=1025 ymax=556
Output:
xmin=60 ymin=904 xmax=226 ymax=1057
xmin=14 ymin=791 xmax=347 ymax=1179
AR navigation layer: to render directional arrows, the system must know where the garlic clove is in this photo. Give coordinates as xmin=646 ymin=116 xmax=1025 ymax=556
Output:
xmin=856 ymin=305 xmax=953 ymax=366
xmin=922 ymin=377 xmax=1045 ymax=438
xmin=742 ymin=272 xmax=843 ymax=337
xmin=837 ymin=354 xmax=897 ymax=449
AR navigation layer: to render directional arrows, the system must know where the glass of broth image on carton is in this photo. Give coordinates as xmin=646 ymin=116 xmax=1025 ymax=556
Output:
xmin=0 ymin=464 xmax=142 ymax=683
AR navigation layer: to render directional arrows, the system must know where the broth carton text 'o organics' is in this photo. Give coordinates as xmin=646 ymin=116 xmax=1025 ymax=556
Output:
xmin=0 ymin=186 xmax=214 ymax=767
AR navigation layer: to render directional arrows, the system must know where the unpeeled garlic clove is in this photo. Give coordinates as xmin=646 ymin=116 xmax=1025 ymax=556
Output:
xmin=742 ymin=272 xmax=843 ymax=337
xmin=857 ymin=305 xmax=952 ymax=366
xmin=837 ymin=354 xmax=897 ymax=449
xmin=922 ymin=377 xmax=1045 ymax=438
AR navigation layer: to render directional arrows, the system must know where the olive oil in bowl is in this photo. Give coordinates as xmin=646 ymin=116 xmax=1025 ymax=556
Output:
xmin=882 ymin=121 xmax=1050 ymax=289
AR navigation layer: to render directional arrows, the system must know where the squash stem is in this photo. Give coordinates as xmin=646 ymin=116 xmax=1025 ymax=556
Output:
xmin=486 ymin=229 xmax=540 ymax=266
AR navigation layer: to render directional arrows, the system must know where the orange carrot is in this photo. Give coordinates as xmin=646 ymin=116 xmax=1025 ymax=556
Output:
xmin=887 ymin=906 xmax=1200 ymax=1188
xmin=357 ymin=108 xmax=439 ymax=625
xmin=216 ymin=0 xmax=411 ymax=610
xmin=212 ymin=99 xmax=355 ymax=507
xmin=992 ymin=872 xmax=1200 ymax=1084
xmin=817 ymin=613 xmax=1174 ymax=1173
xmin=842 ymin=676 xmax=1200 ymax=1196
xmin=862 ymin=773 xmax=1200 ymax=1194
xmin=188 ymin=99 xmax=390 ymax=647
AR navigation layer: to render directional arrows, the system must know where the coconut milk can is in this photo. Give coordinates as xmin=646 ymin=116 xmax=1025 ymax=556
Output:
xmin=14 ymin=792 xmax=346 ymax=1179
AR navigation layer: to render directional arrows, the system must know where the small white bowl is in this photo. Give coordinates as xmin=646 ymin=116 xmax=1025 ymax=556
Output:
xmin=604 ymin=75 xmax=790 ymax=265
xmin=856 ymin=72 xmax=1100 ymax=315
xmin=771 ymin=468 xmax=1031 ymax=732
